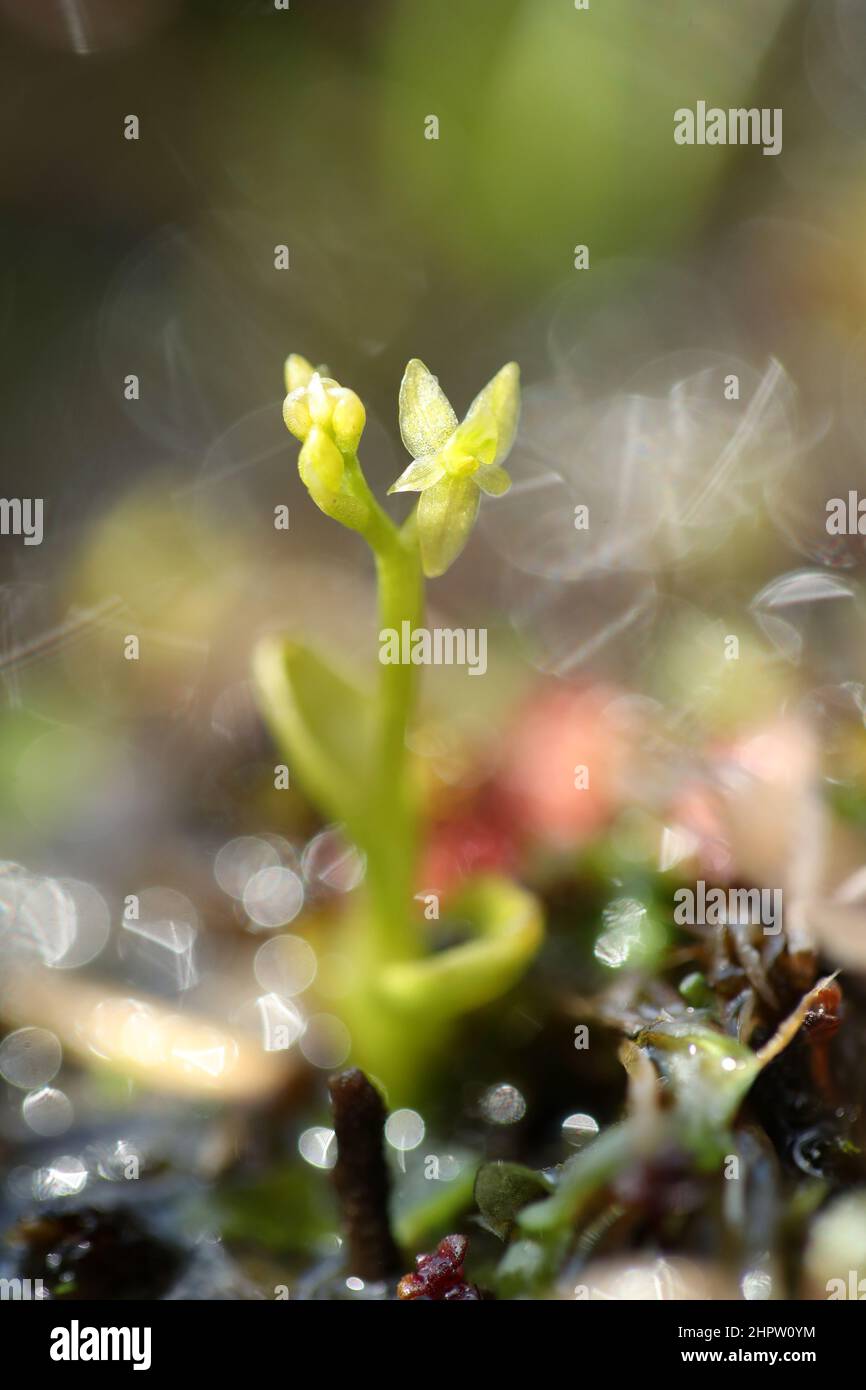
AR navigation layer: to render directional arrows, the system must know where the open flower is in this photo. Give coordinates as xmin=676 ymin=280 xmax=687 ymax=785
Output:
xmin=389 ymin=359 xmax=520 ymax=577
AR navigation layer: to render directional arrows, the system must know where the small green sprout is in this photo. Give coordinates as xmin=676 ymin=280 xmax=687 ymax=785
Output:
xmin=390 ymin=359 xmax=519 ymax=577
xmin=254 ymin=352 xmax=540 ymax=1103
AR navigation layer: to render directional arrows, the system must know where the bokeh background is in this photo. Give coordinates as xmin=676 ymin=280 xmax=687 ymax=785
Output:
xmin=3 ymin=0 xmax=866 ymax=1296
xmin=4 ymin=0 xmax=866 ymax=868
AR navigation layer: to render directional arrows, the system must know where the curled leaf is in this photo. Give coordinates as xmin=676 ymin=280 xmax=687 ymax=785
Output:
xmin=381 ymin=875 xmax=543 ymax=1018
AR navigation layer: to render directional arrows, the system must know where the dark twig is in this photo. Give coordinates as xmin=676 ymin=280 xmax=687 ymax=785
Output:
xmin=328 ymin=1068 xmax=402 ymax=1281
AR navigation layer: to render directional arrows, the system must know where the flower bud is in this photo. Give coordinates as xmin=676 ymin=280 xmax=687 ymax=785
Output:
xmin=283 ymin=388 xmax=313 ymax=441
xmin=331 ymin=388 xmax=366 ymax=452
xmin=307 ymin=373 xmax=334 ymax=428
xmin=285 ymin=353 xmax=315 ymax=394
xmin=299 ymin=426 xmax=344 ymax=495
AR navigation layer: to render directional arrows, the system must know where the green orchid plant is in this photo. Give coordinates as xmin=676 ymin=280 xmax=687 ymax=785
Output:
xmin=254 ymin=353 xmax=542 ymax=1103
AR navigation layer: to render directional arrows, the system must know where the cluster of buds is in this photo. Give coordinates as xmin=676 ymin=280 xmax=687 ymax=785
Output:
xmin=282 ymin=353 xmax=366 ymax=512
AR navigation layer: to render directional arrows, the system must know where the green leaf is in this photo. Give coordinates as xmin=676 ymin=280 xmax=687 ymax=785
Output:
xmin=399 ymin=359 xmax=458 ymax=459
xmin=474 ymin=1162 xmax=553 ymax=1240
xmin=381 ymin=874 xmax=543 ymax=1018
xmin=392 ymin=1149 xmax=479 ymax=1249
xmin=213 ymin=1163 xmax=336 ymax=1254
xmin=417 ymin=475 xmax=480 ymax=578
xmin=518 ymin=1124 xmax=633 ymax=1236
xmin=253 ymin=636 xmax=373 ymax=825
xmin=637 ymin=974 xmax=842 ymax=1131
xmin=495 ymin=1238 xmax=549 ymax=1298
xmin=636 ymin=1019 xmax=759 ymax=1128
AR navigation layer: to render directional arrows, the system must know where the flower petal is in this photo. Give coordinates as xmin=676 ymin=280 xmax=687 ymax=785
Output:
xmin=465 ymin=362 xmax=520 ymax=466
xmin=417 ymin=476 xmax=480 ymax=578
xmin=453 ymin=411 xmax=498 ymax=467
xmin=475 ymin=464 xmax=512 ymax=497
xmin=399 ymin=359 xmax=458 ymax=459
xmin=387 ymin=454 xmax=446 ymax=494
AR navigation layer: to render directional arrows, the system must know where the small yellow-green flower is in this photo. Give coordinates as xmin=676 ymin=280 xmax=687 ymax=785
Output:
xmin=389 ymin=359 xmax=519 ymax=577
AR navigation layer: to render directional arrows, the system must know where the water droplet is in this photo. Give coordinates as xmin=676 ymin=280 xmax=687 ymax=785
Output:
xmin=561 ymin=1112 xmax=599 ymax=1149
xmin=302 ymin=827 xmax=365 ymax=894
xmin=23 ymin=1087 xmax=73 ymax=1136
xmin=750 ymin=569 xmax=862 ymax=669
xmin=214 ymin=836 xmax=280 ymax=900
xmin=480 ymin=1083 xmax=526 ymax=1125
xmin=51 ymin=879 xmax=111 ymax=969
xmin=436 ymin=1154 xmax=462 ymax=1180
xmin=741 ymin=1268 xmax=773 ymax=1301
xmin=384 ymin=1108 xmax=425 ymax=1151
xmin=0 ymin=1027 xmax=62 ymax=1089
xmin=254 ymin=993 xmax=305 ymax=1052
xmin=33 ymin=1156 xmax=88 ymax=1200
xmin=253 ymin=934 xmax=317 ymax=996
xmin=298 ymin=1126 xmax=336 ymax=1169
xmin=299 ymin=1014 xmax=350 ymax=1069
xmin=120 ymin=886 xmax=198 ymax=992
xmin=2 ymin=874 xmax=77 ymax=966
xmin=242 ymin=866 xmax=304 ymax=929
xmin=594 ymin=898 xmax=648 ymax=968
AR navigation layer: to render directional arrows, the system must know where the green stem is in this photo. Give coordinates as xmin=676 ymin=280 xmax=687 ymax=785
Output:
xmin=342 ymin=455 xmax=424 ymax=964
